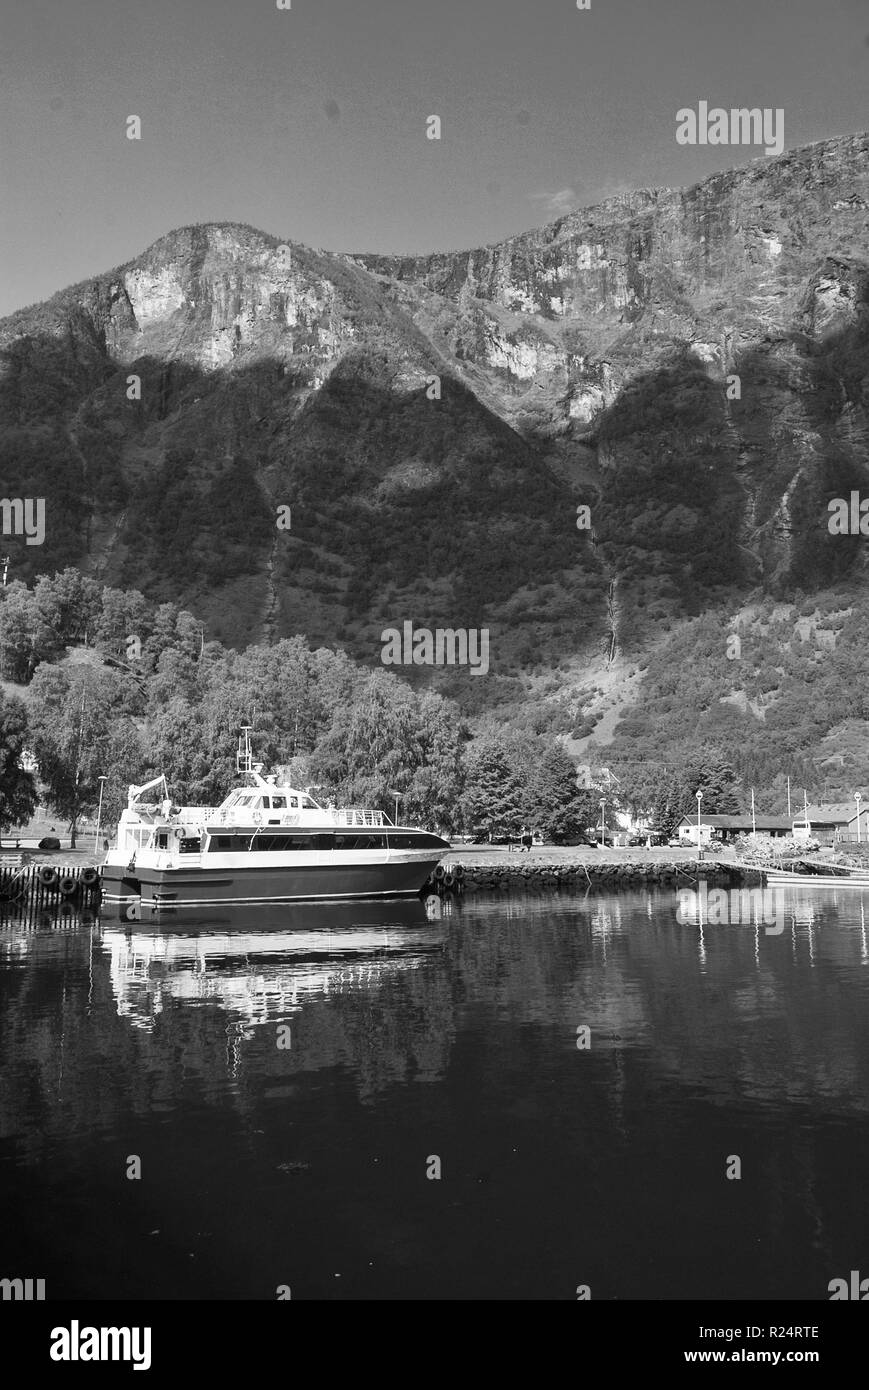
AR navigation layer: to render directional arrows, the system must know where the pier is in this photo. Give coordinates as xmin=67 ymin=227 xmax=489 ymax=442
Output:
xmin=0 ymin=858 xmax=102 ymax=909
xmin=423 ymin=847 xmax=756 ymax=896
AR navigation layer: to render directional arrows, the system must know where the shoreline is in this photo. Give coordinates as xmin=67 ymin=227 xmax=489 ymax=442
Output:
xmin=436 ymin=847 xmax=760 ymax=890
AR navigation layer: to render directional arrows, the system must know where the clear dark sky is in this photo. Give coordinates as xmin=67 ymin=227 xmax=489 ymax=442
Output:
xmin=1 ymin=0 xmax=867 ymax=317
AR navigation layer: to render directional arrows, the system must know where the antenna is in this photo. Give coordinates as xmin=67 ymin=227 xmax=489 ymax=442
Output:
xmin=237 ymin=726 xmax=254 ymax=776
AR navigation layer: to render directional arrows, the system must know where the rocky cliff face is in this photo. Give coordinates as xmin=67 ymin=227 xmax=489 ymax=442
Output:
xmin=356 ymin=133 xmax=869 ymax=430
xmin=1 ymin=133 xmax=868 ymax=706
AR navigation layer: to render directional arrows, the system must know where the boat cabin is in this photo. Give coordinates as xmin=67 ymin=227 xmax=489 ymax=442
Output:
xmin=221 ymin=788 xmax=321 ymax=815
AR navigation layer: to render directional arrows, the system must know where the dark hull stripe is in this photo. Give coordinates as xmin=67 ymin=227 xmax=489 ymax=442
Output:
xmin=101 ymin=858 xmax=441 ymax=906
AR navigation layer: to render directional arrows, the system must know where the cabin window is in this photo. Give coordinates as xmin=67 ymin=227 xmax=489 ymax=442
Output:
xmin=208 ymin=834 xmax=252 ymax=852
xmin=335 ymin=833 xmax=386 ymax=851
xmin=272 ymin=797 xmax=286 ymax=809
xmin=388 ymin=832 xmax=444 ymax=849
xmin=252 ymin=835 xmax=311 ymax=851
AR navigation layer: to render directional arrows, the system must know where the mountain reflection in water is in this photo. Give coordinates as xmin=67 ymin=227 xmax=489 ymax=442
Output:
xmin=1 ymin=886 xmax=868 ymax=1300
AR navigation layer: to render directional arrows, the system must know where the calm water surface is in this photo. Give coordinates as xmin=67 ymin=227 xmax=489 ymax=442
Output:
xmin=1 ymin=887 xmax=868 ymax=1300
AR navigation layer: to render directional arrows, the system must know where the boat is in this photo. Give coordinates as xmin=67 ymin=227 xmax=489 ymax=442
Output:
xmin=100 ymin=730 xmax=450 ymax=907
xmin=764 ymin=864 xmax=869 ymax=888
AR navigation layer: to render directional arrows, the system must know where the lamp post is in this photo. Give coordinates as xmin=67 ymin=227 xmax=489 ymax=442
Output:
xmin=599 ymin=799 xmax=606 ymax=848
xmin=388 ymin=789 xmax=401 ymax=827
xmin=856 ymin=792 xmax=862 ymax=845
xmin=696 ymin=790 xmax=703 ymax=853
xmin=751 ymin=787 xmax=756 ymax=837
xmin=94 ymin=775 xmax=108 ymax=852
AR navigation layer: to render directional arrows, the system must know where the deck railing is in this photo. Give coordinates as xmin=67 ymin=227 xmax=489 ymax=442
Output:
xmin=144 ymin=805 xmax=390 ymax=828
xmin=335 ymin=809 xmax=388 ymax=827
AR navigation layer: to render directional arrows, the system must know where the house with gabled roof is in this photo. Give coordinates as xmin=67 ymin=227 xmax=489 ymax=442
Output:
xmin=674 ymin=813 xmax=793 ymax=845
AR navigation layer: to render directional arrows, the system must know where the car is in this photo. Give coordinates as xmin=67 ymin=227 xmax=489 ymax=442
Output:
xmin=641 ymin=830 xmax=669 ymax=847
xmin=578 ymin=828 xmax=619 ymax=847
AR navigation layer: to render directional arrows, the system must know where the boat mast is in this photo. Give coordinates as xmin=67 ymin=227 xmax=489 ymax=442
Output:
xmin=237 ymin=727 xmax=254 ymax=776
xmin=236 ymin=726 xmax=268 ymax=785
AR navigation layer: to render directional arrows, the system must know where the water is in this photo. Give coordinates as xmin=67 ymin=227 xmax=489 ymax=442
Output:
xmin=1 ymin=886 xmax=868 ymax=1301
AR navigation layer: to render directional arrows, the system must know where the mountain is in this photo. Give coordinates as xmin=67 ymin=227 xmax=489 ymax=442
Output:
xmin=2 ymin=132 xmax=869 ymax=793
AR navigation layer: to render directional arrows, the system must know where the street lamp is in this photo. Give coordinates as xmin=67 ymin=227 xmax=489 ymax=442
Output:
xmin=696 ymin=789 xmax=703 ymax=853
xmin=856 ymin=792 xmax=862 ymax=845
xmin=388 ymin=789 xmax=401 ymax=827
xmin=94 ymin=775 xmax=108 ymax=852
xmin=599 ymin=798 xmax=606 ymax=848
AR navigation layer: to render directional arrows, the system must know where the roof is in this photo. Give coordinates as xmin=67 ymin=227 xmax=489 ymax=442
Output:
xmin=799 ymin=803 xmax=859 ymax=824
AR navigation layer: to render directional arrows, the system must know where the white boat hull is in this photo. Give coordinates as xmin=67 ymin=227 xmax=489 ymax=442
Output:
xmin=764 ymin=868 xmax=869 ymax=888
xmin=101 ymin=848 xmax=445 ymax=906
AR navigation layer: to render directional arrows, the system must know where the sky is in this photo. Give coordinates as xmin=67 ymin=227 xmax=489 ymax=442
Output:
xmin=1 ymin=0 xmax=867 ymax=317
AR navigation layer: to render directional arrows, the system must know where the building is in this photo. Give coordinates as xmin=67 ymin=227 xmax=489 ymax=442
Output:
xmin=793 ymin=803 xmax=865 ymax=845
xmin=674 ymin=814 xmax=793 ymax=846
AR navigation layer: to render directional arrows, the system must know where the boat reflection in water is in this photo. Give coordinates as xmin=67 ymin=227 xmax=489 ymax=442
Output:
xmin=101 ymin=896 xmax=447 ymax=1034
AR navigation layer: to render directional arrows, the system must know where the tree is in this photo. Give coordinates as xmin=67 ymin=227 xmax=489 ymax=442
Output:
xmin=145 ymin=691 xmax=250 ymax=806
xmin=607 ymin=760 xmax=686 ymax=834
xmin=401 ymin=691 xmax=466 ymax=833
xmin=241 ymin=637 xmax=337 ymax=763
xmin=142 ymin=602 xmax=182 ymax=670
xmin=459 ymin=734 xmax=528 ymax=840
xmin=647 ymin=768 xmax=692 ymax=837
xmin=681 ymin=748 xmax=742 ymax=813
xmin=526 ymin=743 xmax=599 ymax=841
xmin=28 ymin=665 xmax=142 ymax=847
xmin=0 ymin=582 xmax=61 ymax=682
xmin=0 ymin=694 xmax=37 ymax=841
xmin=95 ymin=585 xmax=152 ymax=659
xmin=312 ymin=672 xmax=445 ymax=815
xmin=33 ymin=568 xmax=102 ymax=646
